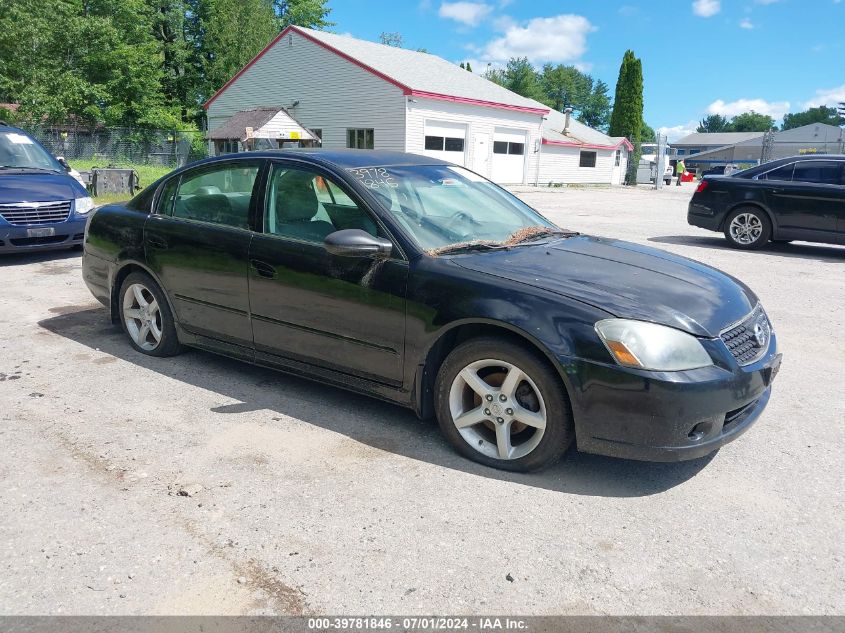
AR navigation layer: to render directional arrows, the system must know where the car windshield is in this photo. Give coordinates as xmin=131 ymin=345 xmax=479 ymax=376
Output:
xmin=0 ymin=130 xmax=61 ymax=171
xmin=348 ymin=164 xmax=568 ymax=253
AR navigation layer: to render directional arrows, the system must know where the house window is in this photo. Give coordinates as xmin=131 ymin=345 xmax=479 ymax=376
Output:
xmin=614 ymin=149 xmax=621 ymax=166
xmin=216 ymin=139 xmax=239 ymax=155
xmin=426 ymin=135 xmax=465 ymax=152
xmin=311 ymin=128 xmax=322 ymax=141
xmin=689 ymin=148 xmax=700 ymax=155
xmin=444 ymin=137 xmax=465 ymax=152
xmin=347 ymin=128 xmax=374 ymax=149
xmin=677 ymin=149 xmax=686 ymax=156
xmin=579 ymin=151 xmax=597 ymax=168
xmin=425 ymin=135 xmax=444 ymax=150
xmin=493 ymin=141 xmax=523 ymax=155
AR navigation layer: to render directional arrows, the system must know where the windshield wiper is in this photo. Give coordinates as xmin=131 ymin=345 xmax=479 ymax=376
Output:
xmin=0 ymin=165 xmax=60 ymax=173
xmin=507 ymin=227 xmax=579 ymax=245
xmin=427 ymin=241 xmax=510 ymax=256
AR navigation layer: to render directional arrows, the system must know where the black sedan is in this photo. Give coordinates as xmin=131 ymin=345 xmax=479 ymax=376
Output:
xmin=82 ymin=150 xmax=781 ymax=471
xmin=688 ymin=154 xmax=845 ymax=249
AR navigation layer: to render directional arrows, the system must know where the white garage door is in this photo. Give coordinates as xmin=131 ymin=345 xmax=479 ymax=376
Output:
xmin=491 ymin=128 xmax=527 ymax=184
xmin=423 ymin=120 xmax=467 ymax=166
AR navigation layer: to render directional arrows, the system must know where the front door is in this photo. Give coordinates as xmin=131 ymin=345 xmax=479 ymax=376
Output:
xmin=248 ymin=162 xmax=407 ymax=386
xmin=766 ymin=160 xmax=845 ymax=237
xmin=144 ymin=159 xmax=262 ymax=353
xmin=472 ymin=133 xmax=490 ymax=177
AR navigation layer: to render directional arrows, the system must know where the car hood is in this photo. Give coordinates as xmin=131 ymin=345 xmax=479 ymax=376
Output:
xmin=0 ymin=172 xmax=85 ymax=203
xmin=453 ymin=235 xmax=758 ymax=338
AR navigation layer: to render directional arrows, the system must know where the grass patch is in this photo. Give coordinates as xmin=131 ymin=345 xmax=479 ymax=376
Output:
xmin=68 ymin=159 xmax=175 ymax=204
xmin=69 ymin=159 xmax=172 ymax=188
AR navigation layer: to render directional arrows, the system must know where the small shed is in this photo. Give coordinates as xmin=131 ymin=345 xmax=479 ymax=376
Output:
xmin=207 ymin=107 xmax=320 ymax=155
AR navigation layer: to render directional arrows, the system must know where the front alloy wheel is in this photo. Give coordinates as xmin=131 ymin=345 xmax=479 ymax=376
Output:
xmin=435 ymin=337 xmax=574 ymax=472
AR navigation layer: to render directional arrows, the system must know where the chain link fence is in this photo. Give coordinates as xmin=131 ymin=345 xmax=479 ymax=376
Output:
xmin=21 ymin=125 xmax=208 ymax=167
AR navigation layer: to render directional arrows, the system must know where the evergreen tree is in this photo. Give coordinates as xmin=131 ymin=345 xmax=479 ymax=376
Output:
xmin=465 ymin=62 xmax=472 ymax=72
xmin=460 ymin=62 xmax=465 ymax=70
xmin=608 ymin=50 xmax=643 ymax=184
xmin=199 ymin=0 xmax=278 ymax=97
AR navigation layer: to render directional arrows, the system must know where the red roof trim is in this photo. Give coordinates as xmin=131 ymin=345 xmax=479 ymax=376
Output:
xmin=409 ymin=90 xmax=549 ymax=115
xmin=204 ymin=26 xmax=549 ymax=115
xmin=542 ymin=137 xmax=634 ymax=151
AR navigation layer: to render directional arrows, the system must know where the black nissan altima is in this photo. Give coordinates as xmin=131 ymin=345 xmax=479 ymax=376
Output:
xmin=82 ymin=150 xmax=782 ymax=471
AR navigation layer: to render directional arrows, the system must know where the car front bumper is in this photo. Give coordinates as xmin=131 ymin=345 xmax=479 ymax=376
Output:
xmin=565 ymin=333 xmax=781 ymax=462
xmin=0 ymin=216 xmax=88 ymax=253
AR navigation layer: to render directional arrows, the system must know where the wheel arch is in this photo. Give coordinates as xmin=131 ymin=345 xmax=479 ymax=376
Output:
xmin=110 ymin=261 xmax=177 ymax=325
xmin=720 ymin=201 xmax=777 ymax=233
xmin=413 ymin=319 xmax=576 ymax=421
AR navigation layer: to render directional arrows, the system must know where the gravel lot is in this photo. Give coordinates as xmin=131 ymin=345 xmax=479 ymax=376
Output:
xmin=1 ymin=183 xmax=843 ymax=615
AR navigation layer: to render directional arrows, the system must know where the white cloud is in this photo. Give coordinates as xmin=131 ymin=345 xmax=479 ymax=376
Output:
xmin=707 ymin=98 xmax=791 ymax=118
xmin=658 ymin=121 xmax=699 ymax=143
xmin=739 ymin=18 xmax=754 ymax=29
xmin=479 ymin=14 xmax=596 ymax=64
xmin=692 ymin=0 xmax=721 ymax=17
xmin=438 ymin=2 xmax=493 ymax=26
xmin=802 ymin=84 xmax=845 ymax=109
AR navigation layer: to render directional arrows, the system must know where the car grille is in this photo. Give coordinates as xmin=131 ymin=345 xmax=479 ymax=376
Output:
xmin=720 ymin=305 xmax=771 ymax=366
xmin=0 ymin=201 xmax=72 ymax=225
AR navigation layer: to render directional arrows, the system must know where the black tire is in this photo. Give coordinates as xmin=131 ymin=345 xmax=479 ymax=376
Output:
xmin=434 ymin=337 xmax=574 ymax=472
xmin=118 ymin=272 xmax=183 ymax=357
xmin=723 ymin=206 xmax=771 ymax=250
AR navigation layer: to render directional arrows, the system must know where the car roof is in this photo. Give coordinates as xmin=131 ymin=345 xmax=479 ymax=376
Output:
xmin=192 ymin=149 xmax=451 ymax=171
xmin=0 ymin=123 xmax=34 ymax=136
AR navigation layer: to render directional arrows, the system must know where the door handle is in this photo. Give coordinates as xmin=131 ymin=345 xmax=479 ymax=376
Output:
xmin=147 ymin=235 xmax=168 ymax=249
xmin=250 ymin=259 xmax=276 ymax=279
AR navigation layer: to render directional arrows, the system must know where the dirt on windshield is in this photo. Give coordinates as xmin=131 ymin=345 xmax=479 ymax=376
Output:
xmin=425 ymin=226 xmax=562 ymax=257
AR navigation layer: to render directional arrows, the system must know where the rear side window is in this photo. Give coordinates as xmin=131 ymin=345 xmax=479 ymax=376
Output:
xmin=760 ymin=163 xmax=794 ymax=181
xmin=172 ymin=162 xmax=260 ymax=229
xmin=791 ymin=161 xmax=842 ymax=186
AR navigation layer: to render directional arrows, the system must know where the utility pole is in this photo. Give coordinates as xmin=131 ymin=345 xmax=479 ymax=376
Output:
xmin=761 ymin=129 xmax=775 ymax=164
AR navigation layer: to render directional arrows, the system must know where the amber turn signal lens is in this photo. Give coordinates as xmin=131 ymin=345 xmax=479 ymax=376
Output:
xmin=605 ymin=340 xmax=643 ymax=367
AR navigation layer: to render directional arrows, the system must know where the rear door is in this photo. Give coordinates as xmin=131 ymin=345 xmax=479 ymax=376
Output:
xmin=248 ymin=161 xmax=408 ymax=386
xmin=145 ymin=159 xmax=263 ymax=354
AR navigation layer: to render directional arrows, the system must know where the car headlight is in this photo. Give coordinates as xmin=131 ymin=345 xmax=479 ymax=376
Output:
xmin=75 ymin=196 xmax=95 ymax=215
xmin=595 ymin=319 xmax=713 ymax=371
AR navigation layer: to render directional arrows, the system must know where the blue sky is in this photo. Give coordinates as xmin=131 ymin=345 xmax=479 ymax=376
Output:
xmin=329 ymin=0 xmax=845 ymax=140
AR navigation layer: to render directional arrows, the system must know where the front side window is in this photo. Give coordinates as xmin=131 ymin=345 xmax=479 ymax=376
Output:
xmin=266 ymin=165 xmax=381 ymax=243
xmin=347 ymin=128 xmax=374 ymax=149
xmin=348 ymin=164 xmax=557 ymax=252
xmin=580 ymin=151 xmax=597 ymax=168
xmin=171 ymin=162 xmax=259 ymax=229
xmin=791 ymin=161 xmax=843 ymax=186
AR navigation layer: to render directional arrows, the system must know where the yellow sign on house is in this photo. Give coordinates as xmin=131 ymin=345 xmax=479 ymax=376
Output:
xmin=289 ymin=131 xmax=301 ymax=140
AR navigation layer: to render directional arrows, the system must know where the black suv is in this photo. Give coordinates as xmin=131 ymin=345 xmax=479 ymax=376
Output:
xmin=688 ymin=155 xmax=845 ymax=249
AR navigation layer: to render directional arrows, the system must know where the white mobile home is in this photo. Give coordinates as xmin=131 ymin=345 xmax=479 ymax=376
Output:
xmin=204 ymin=26 xmax=630 ymax=186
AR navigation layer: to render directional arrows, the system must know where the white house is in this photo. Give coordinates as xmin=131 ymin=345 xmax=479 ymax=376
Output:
xmin=204 ymin=26 xmax=631 ymax=185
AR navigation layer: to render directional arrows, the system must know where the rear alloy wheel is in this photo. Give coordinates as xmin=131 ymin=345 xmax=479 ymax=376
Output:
xmin=119 ymin=272 xmax=182 ymax=357
xmin=724 ymin=207 xmax=771 ymax=249
xmin=435 ymin=337 xmax=573 ymax=472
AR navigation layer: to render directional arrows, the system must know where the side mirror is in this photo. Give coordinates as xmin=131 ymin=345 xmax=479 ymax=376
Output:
xmin=56 ymin=156 xmax=71 ymax=171
xmin=324 ymin=229 xmax=393 ymax=259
